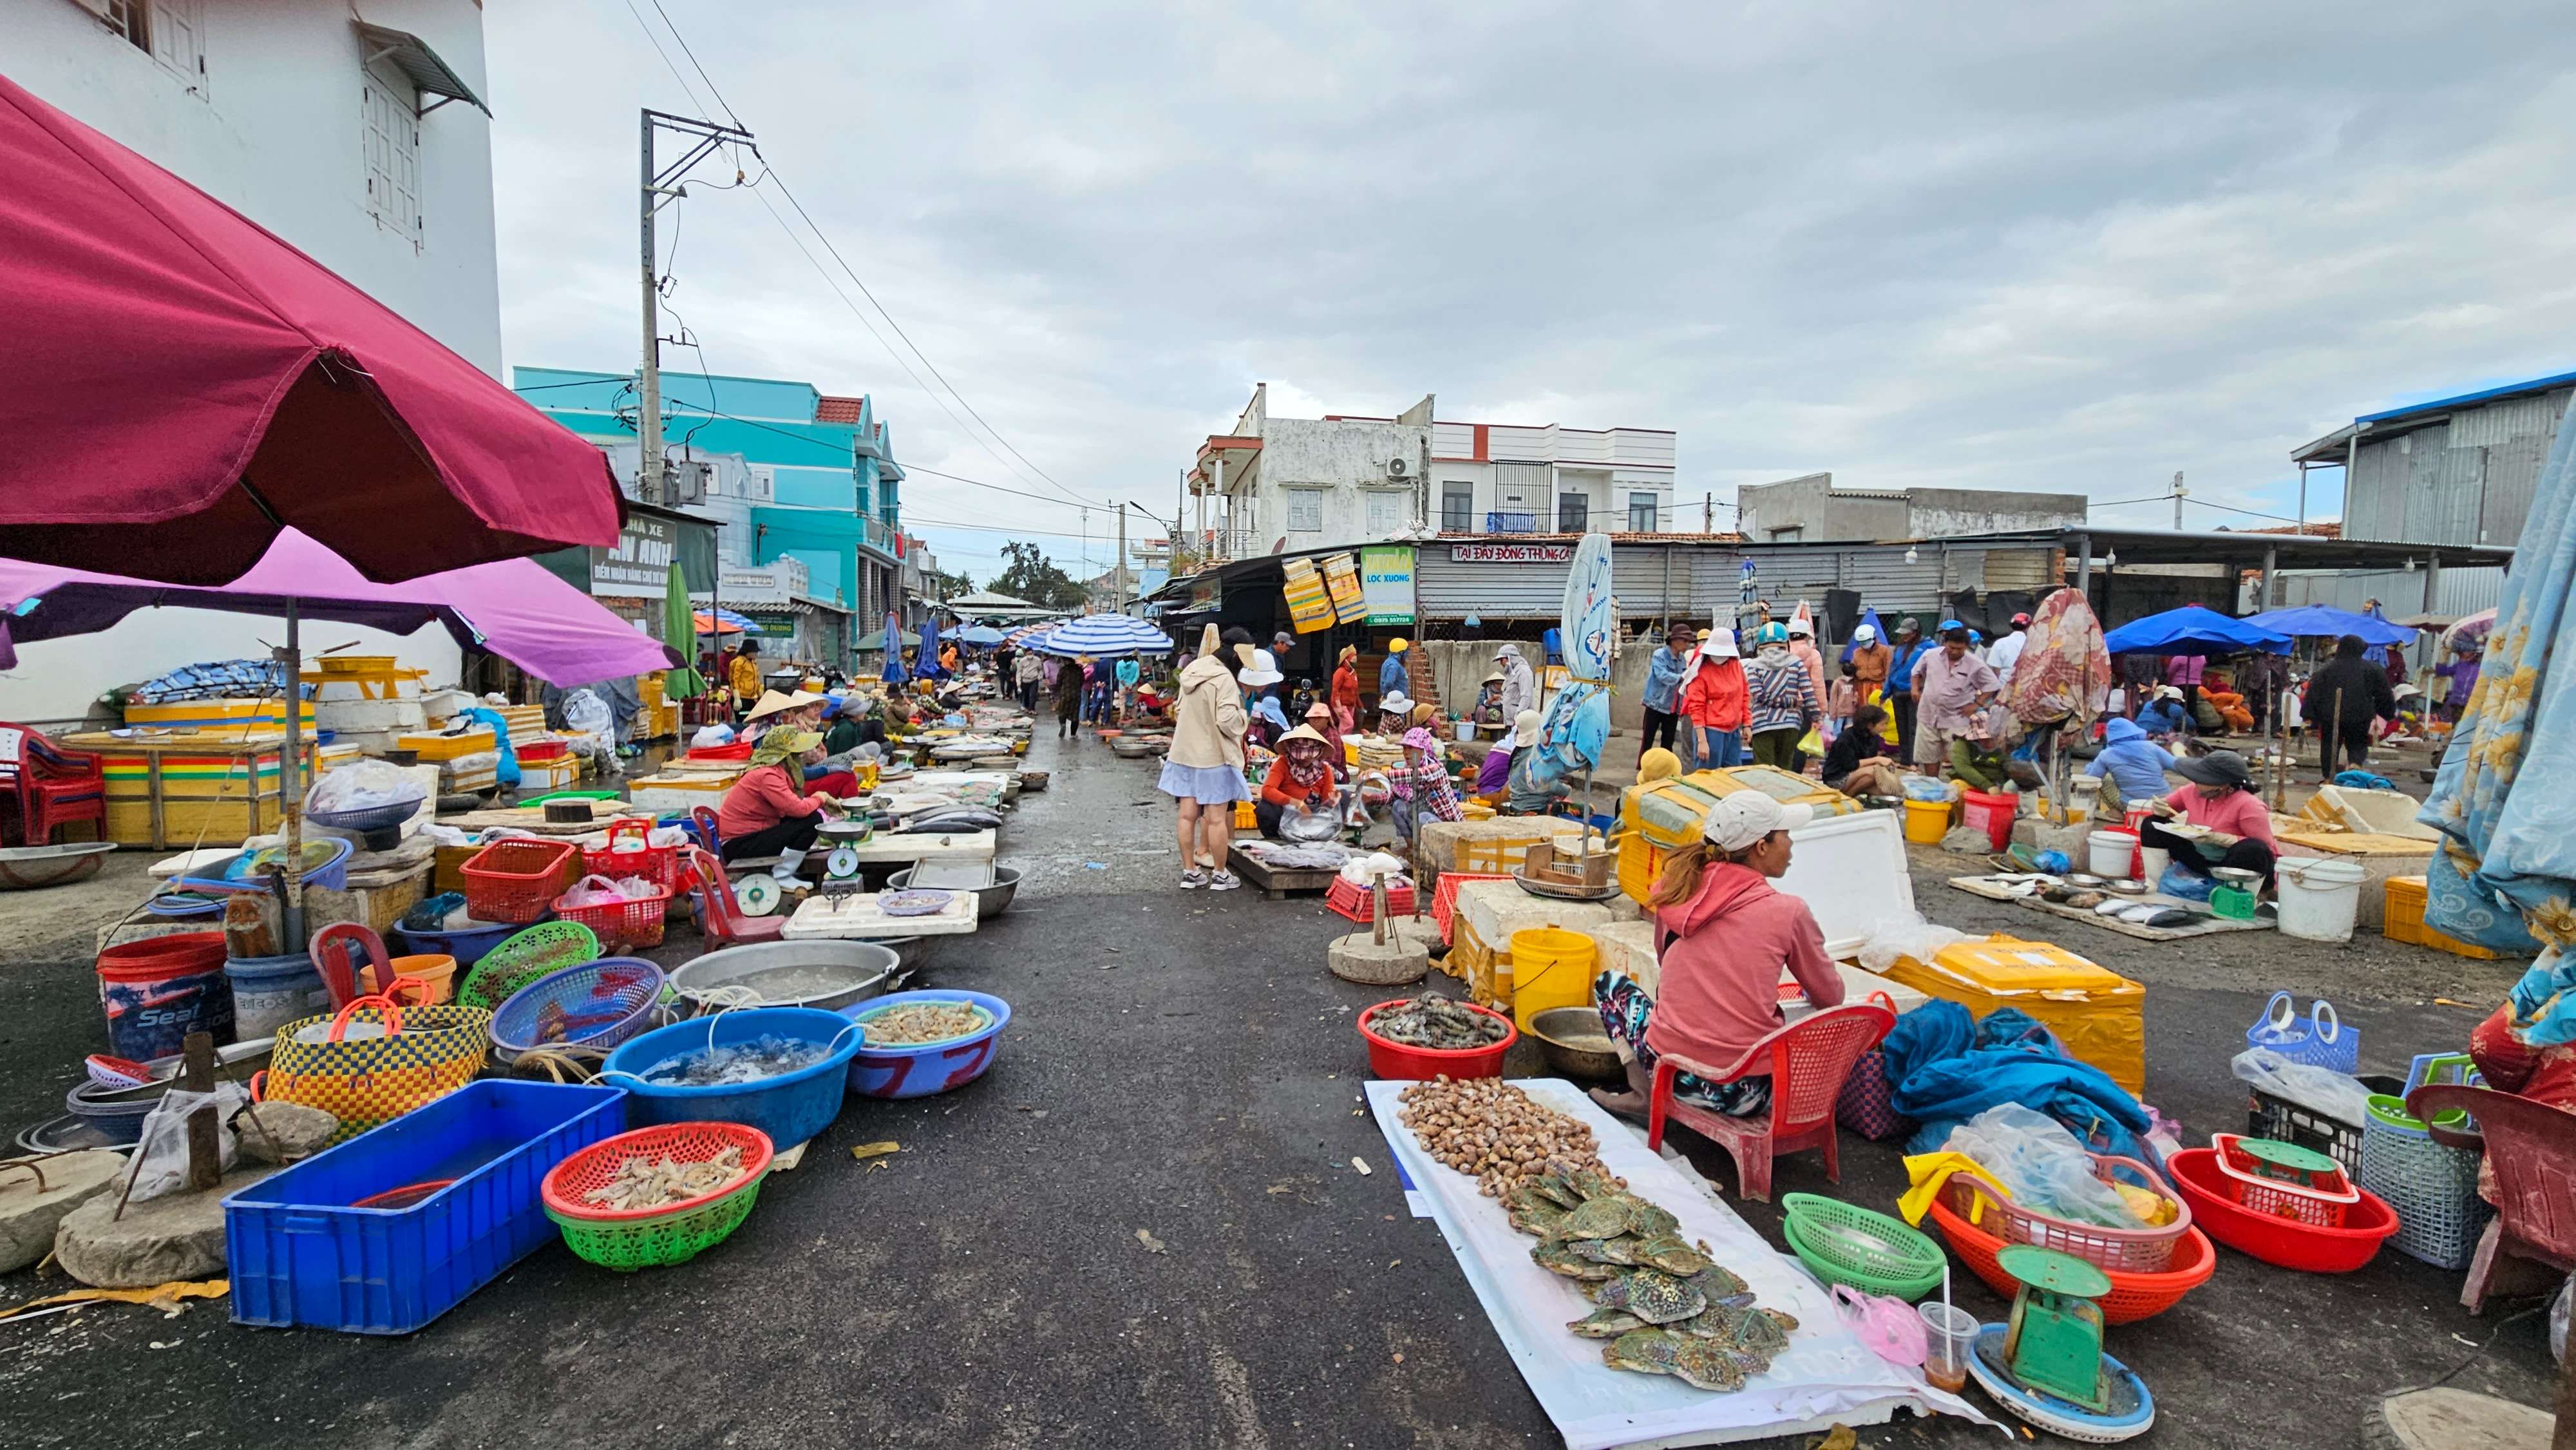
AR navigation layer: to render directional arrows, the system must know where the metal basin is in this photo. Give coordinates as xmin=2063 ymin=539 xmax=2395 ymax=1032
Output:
xmin=1527 ymin=1006 xmax=1624 ymax=1080
xmin=0 ymin=842 xmax=115 ymax=890
xmin=667 ymin=941 xmax=896 ymax=1014
xmin=870 ymin=936 xmax=938 ymax=986
xmin=886 ymin=864 xmax=1021 ymax=918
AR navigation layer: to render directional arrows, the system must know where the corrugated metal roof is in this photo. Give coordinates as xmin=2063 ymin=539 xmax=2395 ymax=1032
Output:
xmin=355 ymin=23 xmax=489 ymax=115
xmin=2357 ymin=368 xmax=2576 ymax=424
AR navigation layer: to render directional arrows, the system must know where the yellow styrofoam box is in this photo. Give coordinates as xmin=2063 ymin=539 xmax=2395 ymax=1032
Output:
xmin=124 ymin=697 xmax=314 ymax=731
xmin=1879 ymin=934 xmax=2145 ymax=1093
xmin=397 ymin=728 xmax=497 ymax=761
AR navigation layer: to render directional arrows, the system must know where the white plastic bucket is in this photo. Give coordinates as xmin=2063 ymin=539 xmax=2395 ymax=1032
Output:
xmin=2276 ymin=856 xmax=2367 ymax=942
xmin=1454 ymin=720 xmax=1475 ymax=742
xmin=2137 ymin=845 xmax=2171 ymax=883
xmin=2087 ymin=829 xmax=2137 ymax=878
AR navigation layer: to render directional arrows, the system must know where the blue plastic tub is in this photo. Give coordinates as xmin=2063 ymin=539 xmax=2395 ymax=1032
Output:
xmin=393 ymin=892 xmax=520 ymax=968
xmin=224 ymin=952 xmax=327 ymax=1040
xmin=837 ymin=990 xmax=1012 ymax=1099
xmin=178 ymin=836 xmax=354 ymax=896
xmin=600 ymin=1007 xmax=862 ymax=1149
xmin=224 ymin=1080 xmax=625 ymax=1334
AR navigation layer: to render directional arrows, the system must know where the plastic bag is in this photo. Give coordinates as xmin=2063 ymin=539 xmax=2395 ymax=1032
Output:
xmin=1338 ymin=851 xmax=1408 ymax=885
xmin=305 ymin=758 xmax=426 ymax=817
xmin=2553 ymin=1274 xmax=2570 ymax=1367
xmin=2231 ymin=1047 xmax=2375 ymax=1127
xmin=1857 ymin=913 xmax=1973 ymax=977
xmin=1278 ymin=795 xmax=1343 ymax=843
xmin=1900 ymin=775 xmax=1951 ymax=802
xmin=1940 ymin=1104 xmax=2141 ymax=1229
xmin=558 ymin=873 xmax=634 ymax=909
xmin=2155 ymin=863 xmax=2215 ymax=901
xmin=690 ymin=723 xmax=737 ymax=749
xmin=118 ymin=1082 xmax=251 ymax=1204
xmin=562 ymin=689 xmax=614 ymax=739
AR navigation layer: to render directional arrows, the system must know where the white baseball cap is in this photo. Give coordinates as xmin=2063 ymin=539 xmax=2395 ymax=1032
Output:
xmin=1853 ymin=625 xmax=1878 ymax=643
xmin=1788 ymin=618 xmax=1813 ymax=637
xmin=1702 ymin=792 xmax=1812 ymax=851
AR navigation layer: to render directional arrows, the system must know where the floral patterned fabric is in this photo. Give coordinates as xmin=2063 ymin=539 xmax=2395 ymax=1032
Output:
xmin=2002 ymin=587 xmax=2111 ymax=728
xmin=2423 ymin=392 xmax=2575 ymax=995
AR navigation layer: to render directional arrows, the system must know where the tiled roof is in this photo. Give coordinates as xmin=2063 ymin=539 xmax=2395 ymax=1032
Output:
xmin=814 ymin=395 xmax=866 ymax=424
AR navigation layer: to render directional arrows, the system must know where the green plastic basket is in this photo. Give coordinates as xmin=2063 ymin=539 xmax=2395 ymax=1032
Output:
xmin=455 ymin=921 xmax=603 ymax=1010
xmin=1780 ymin=1192 xmax=1947 ymax=1301
xmin=546 ymin=1176 xmax=766 ymax=1270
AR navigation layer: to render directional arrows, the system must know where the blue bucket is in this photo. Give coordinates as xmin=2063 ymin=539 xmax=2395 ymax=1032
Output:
xmin=600 ymin=1007 xmax=861 ymax=1149
xmin=837 ymin=990 xmax=1012 ymax=1099
xmin=225 ymin=952 xmax=329 ymax=1041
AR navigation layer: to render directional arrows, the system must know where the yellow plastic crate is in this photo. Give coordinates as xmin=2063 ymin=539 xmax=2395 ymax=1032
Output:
xmin=396 ymin=728 xmax=497 ymax=761
xmin=1882 ymin=934 xmax=2146 ymax=1093
xmin=2383 ymin=876 xmax=2499 ymax=959
xmin=1233 ymin=801 xmax=1258 ymax=831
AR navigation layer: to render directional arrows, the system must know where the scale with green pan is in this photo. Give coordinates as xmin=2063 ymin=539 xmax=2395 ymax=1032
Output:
xmin=1967 ymin=1245 xmax=2155 ymax=1442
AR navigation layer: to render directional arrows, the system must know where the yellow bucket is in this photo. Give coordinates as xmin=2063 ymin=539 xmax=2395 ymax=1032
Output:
xmin=1507 ymin=928 xmax=1598 ymax=1033
xmin=1903 ymin=798 xmax=1951 ymax=845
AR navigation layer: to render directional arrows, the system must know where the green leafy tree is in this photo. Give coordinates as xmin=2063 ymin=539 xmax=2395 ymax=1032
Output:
xmin=987 ymin=541 xmax=1090 ymax=610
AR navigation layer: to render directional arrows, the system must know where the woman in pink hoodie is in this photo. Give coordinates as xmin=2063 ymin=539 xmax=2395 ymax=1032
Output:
xmin=1589 ymin=791 xmax=1846 ymax=1122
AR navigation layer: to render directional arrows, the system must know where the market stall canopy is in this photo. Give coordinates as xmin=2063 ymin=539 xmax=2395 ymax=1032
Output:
xmin=693 ymin=609 xmax=757 ymax=636
xmin=943 ymin=589 xmax=1063 ymax=620
xmin=952 ymin=625 xmax=1007 ymax=646
xmin=856 ymin=627 xmax=922 ymax=652
xmin=0 ymin=73 xmax=623 ymax=586
xmin=2242 ymin=605 xmax=2415 ymax=646
xmin=1030 ymin=614 xmax=1176 ymax=658
xmin=0 ymin=529 xmax=679 ymax=688
xmin=2099 ymin=606 xmax=2291 ymax=656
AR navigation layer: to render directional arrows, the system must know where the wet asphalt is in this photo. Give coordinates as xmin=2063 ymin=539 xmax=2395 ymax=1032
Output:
xmin=0 ymin=729 xmax=2559 ymax=1449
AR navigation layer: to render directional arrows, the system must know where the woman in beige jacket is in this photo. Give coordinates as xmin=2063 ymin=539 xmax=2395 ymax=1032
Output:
xmin=1159 ymin=624 xmax=1251 ymax=889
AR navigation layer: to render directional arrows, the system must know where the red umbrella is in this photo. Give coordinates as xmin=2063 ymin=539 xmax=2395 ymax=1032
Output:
xmin=0 ymin=73 xmax=621 ymax=585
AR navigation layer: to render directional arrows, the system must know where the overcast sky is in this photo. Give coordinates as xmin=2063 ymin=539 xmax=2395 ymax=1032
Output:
xmin=487 ymin=3 xmax=2576 ymax=583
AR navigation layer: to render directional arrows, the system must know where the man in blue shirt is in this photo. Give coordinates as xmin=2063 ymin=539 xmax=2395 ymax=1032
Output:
xmin=1639 ymin=619 xmax=1694 ymax=766
xmin=1882 ymin=617 xmax=1931 ymax=765
xmin=1378 ymin=638 xmax=1411 ymax=706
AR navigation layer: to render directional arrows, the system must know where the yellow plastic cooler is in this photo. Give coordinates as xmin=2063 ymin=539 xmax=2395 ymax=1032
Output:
xmin=1616 ymin=767 xmax=1862 ymax=903
xmin=1878 ymin=934 xmax=2146 ymax=1093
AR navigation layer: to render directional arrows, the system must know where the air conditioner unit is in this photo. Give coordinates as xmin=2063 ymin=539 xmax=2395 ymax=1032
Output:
xmin=1386 ymin=457 xmax=1410 ymax=479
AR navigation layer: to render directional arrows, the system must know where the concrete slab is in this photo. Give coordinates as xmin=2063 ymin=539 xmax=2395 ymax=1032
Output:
xmin=0 ymin=1149 xmax=128 ymax=1273
xmin=53 ymin=1167 xmax=274 ymax=1288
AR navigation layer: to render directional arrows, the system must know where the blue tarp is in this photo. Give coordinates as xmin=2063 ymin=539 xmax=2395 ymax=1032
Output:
xmin=1882 ymin=1001 xmax=2157 ymax=1163
xmin=2099 ymin=605 xmax=2291 ymax=656
xmin=2242 ymin=604 xmax=2416 ymax=646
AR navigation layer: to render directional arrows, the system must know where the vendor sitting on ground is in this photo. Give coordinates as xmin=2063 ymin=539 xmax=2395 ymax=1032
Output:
xmin=1822 ymin=702 xmax=1906 ymax=798
xmin=2083 ymin=715 xmax=2176 ymax=813
xmin=1255 ymin=724 xmax=1342 ymax=838
xmin=1502 ymin=711 xmax=1571 ymax=816
xmin=1948 ymin=704 xmax=2018 ymax=793
xmin=822 ymin=693 xmax=885 ymax=758
xmin=1303 ymin=701 xmax=1348 ymax=775
xmin=1472 ymin=709 xmax=1537 ymax=804
xmin=1470 ymin=670 xmax=1507 ymax=726
xmin=1388 ymin=725 xmax=1463 ymax=846
xmin=714 ymin=728 xmax=846 ymax=883
xmin=2137 ymin=748 xmax=2278 ymax=888
xmin=1589 ymin=792 xmax=1845 ymax=1122
xmin=2135 ymin=684 xmax=2192 ymax=741
xmin=1376 ymin=692 xmax=1414 ymax=739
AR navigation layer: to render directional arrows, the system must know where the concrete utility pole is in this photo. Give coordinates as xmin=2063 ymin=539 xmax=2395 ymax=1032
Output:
xmin=2172 ymin=471 xmax=2186 ymax=530
xmin=639 ymin=109 xmax=753 ymax=505
xmin=1703 ymin=494 xmax=1712 ymax=532
xmin=1116 ymin=502 xmax=1129 ymax=610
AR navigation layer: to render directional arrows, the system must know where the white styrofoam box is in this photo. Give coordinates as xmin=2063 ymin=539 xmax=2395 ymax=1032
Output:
xmin=311 ymin=675 xmax=424 ymax=702
xmin=314 ymin=698 xmax=429 ymax=731
xmin=1777 ymin=809 xmax=1917 ymax=959
xmin=1452 ymin=878 xmax=1613 ymax=955
xmin=1584 ymin=919 xmax=1660 ymax=995
xmin=1781 ymin=962 xmax=1933 ymax=1020
xmin=421 ymin=689 xmax=476 ymax=719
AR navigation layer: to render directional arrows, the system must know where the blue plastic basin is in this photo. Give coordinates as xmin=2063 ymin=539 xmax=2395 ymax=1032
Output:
xmin=600 ymin=1007 xmax=862 ymax=1148
xmin=837 ymin=990 xmax=1012 ymax=1099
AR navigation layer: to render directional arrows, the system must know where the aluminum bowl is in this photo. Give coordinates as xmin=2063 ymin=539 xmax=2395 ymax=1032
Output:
xmin=667 ymin=940 xmax=896 ymax=1015
xmin=0 ymin=842 xmax=116 ymax=890
xmin=1528 ymin=1006 xmax=1625 ymax=1080
xmin=886 ymin=864 xmax=1021 ymax=918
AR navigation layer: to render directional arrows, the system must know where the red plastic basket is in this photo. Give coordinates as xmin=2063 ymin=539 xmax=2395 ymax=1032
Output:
xmin=542 ymin=1122 xmax=774 ymax=1221
xmin=1939 ymin=1154 xmax=2193 ymax=1273
xmin=516 ymin=740 xmax=569 ymax=763
xmin=551 ymin=883 xmax=671 ymax=953
xmin=687 ymin=742 xmax=754 ymax=762
xmin=2167 ymin=1147 xmax=2397 ymax=1273
xmin=1927 ymin=1194 xmax=2215 ymax=1324
xmin=1327 ymin=874 xmax=1417 ymax=925
xmin=1430 ymin=872 xmax=1510 ymax=945
xmin=1356 ymin=998 xmax=1516 ymax=1080
xmin=2211 ymin=1133 xmax=2358 ymax=1227
xmin=460 ymin=839 xmax=583 ymax=925
xmin=583 ymin=819 xmax=680 ymax=893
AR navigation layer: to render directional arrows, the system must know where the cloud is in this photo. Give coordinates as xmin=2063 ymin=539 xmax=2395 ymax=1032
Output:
xmin=486 ymin=2 xmax=2576 ymax=571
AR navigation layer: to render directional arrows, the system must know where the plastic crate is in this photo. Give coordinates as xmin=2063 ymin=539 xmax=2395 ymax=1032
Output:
xmin=1430 ymin=872 xmax=1511 ymax=946
xmin=223 ymin=1080 xmax=626 ymax=1333
xmin=516 ymin=739 xmax=569 ymax=763
xmin=1326 ymin=874 xmax=1416 ymax=924
xmin=553 ymin=884 xmax=670 ymax=953
xmin=461 ymin=838 xmax=583 ymax=925
xmin=397 ymin=728 xmax=498 ymax=761
xmin=2246 ymin=1072 xmax=2405 ymax=1174
xmin=2383 ymin=875 xmax=2501 ymax=958
xmin=583 ymin=820 xmax=680 ymax=894
xmin=1233 ymin=801 xmax=1258 ymax=831
xmin=2358 ymin=1112 xmax=2492 ymax=1270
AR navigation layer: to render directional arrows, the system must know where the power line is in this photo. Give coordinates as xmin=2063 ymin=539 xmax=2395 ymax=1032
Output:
xmin=626 ymin=3 xmax=1095 ymax=513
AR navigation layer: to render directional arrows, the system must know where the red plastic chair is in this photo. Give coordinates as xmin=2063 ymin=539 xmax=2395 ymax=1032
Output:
xmin=309 ymin=923 xmax=393 ymax=1011
xmin=1645 ymin=1001 xmax=1896 ymax=1202
xmin=685 ymin=846 xmax=784 ymax=949
xmin=2411 ymin=1084 xmax=2576 ymax=1313
xmin=687 ymin=805 xmax=724 ymax=856
xmin=0 ymin=723 xmax=106 ymax=846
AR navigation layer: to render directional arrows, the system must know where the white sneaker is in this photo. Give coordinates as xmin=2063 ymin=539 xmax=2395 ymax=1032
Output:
xmin=1180 ymin=868 xmax=1208 ymax=889
xmin=1208 ymin=870 xmax=1241 ymax=891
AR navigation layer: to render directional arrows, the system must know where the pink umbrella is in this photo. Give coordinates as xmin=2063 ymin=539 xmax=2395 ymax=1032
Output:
xmin=0 ymin=73 xmax=621 ymax=585
xmin=0 ymin=531 xmax=679 ymax=687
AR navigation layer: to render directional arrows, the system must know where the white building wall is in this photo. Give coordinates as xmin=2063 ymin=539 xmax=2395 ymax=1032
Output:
xmin=1246 ymin=416 xmax=1429 ymax=551
xmin=1 ymin=0 xmax=500 ymax=726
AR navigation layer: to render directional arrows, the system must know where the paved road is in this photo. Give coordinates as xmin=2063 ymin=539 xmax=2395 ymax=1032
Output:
xmin=0 ymin=731 xmax=2558 ymax=1448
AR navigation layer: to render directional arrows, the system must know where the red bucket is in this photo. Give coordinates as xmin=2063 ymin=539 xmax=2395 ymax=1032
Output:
xmin=1960 ymin=789 xmax=2018 ymax=851
xmin=1356 ymin=999 xmax=1517 ymax=1080
xmin=97 ymin=932 xmax=228 ymax=983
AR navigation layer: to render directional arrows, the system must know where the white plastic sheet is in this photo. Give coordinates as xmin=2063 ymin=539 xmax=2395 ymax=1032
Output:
xmin=1367 ymin=1078 xmax=1991 ymax=1447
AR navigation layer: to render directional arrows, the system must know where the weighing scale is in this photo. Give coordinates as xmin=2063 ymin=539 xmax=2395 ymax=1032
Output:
xmin=1966 ymin=1245 xmax=2155 ymax=1443
xmin=817 ymin=815 xmax=875 ymax=900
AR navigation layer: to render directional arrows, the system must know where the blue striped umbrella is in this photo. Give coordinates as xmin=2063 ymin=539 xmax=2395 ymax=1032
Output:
xmin=1031 ymin=614 xmax=1175 ymax=657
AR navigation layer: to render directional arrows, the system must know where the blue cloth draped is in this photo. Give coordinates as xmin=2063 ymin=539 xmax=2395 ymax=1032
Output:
xmin=1882 ymin=1001 xmax=2155 ymax=1163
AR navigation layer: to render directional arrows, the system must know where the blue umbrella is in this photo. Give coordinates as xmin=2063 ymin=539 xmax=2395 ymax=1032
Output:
xmin=1032 ymin=614 xmax=1176 ymax=657
xmin=2422 ymin=401 xmax=2575 ymax=965
xmin=954 ymin=625 xmax=1007 ymax=646
xmin=2242 ymin=604 xmax=2415 ymax=646
xmin=2100 ymin=605 xmax=2291 ymax=655
xmin=880 ymin=610 xmax=908 ymax=686
xmin=916 ymin=613 xmax=942 ymax=680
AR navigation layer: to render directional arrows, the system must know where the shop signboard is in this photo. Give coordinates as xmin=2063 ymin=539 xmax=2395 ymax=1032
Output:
xmin=1451 ymin=542 xmax=1573 ymax=564
xmin=1359 ymin=545 xmax=1415 ymax=626
xmin=592 ymin=513 xmax=676 ymax=598
xmin=1281 ymin=558 xmax=1336 ymax=633
xmin=1321 ymin=552 xmax=1368 ymax=624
